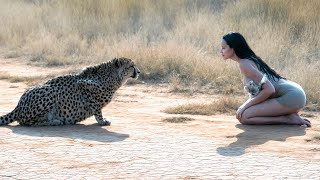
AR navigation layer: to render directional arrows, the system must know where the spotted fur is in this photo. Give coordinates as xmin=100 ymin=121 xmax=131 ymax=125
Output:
xmin=244 ymin=74 xmax=267 ymax=98
xmin=0 ymin=57 xmax=140 ymax=126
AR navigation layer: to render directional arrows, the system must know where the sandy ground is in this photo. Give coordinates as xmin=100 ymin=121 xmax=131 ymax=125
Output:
xmin=0 ymin=57 xmax=320 ymax=178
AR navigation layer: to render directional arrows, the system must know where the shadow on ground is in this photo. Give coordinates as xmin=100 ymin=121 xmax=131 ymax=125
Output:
xmin=7 ymin=124 xmax=129 ymax=143
xmin=217 ymin=124 xmax=306 ymax=156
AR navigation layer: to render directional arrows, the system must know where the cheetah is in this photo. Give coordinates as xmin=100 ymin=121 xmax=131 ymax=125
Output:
xmin=0 ymin=57 xmax=140 ymax=126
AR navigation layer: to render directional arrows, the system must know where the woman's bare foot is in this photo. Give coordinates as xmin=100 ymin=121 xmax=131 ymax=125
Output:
xmin=288 ymin=113 xmax=311 ymax=127
xmin=303 ymin=118 xmax=311 ymax=127
xmin=303 ymin=118 xmax=311 ymax=123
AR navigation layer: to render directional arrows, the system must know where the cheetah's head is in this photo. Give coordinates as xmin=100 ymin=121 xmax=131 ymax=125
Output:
xmin=112 ymin=57 xmax=140 ymax=81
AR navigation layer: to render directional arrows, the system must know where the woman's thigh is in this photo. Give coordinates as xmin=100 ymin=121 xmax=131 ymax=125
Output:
xmin=241 ymin=98 xmax=299 ymax=120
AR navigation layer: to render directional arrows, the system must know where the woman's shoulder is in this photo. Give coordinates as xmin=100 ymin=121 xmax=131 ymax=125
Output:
xmin=240 ymin=59 xmax=257 ymax=67
xmin=239 ymin=59 xmax=259 ymax=73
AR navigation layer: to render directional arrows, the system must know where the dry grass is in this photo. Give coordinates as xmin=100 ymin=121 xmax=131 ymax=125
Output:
xmin=300 ymin=112 xmax=316 ymax=118
xmin=3 ymin=51 xmax=21 ymax=59
xmin=162 ymin=117 xmax=194 ymax=123
xmin=0 ymin=72 xmax=56 ymax=86
xmin=163 ymin=96 xmax=244 ymax=115
xmin=313 ymin=135 xmax=320 ymax=141
xmin=0 ymin=0 xmax=319 ymax=108
xmin=306 ymin=134 xmax=320 ymax=143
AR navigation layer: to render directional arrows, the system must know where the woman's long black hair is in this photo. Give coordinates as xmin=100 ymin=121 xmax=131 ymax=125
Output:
xmin=223 ymin=32 xmax=285 ymax=81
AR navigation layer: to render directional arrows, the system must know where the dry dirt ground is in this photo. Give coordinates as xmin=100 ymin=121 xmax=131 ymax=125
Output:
xmin=0 ymin=57 xmax=319 ymax=179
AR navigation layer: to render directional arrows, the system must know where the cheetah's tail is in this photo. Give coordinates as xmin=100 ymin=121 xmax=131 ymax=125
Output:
xmin=0 ymin=108 xmax=18 ymax=125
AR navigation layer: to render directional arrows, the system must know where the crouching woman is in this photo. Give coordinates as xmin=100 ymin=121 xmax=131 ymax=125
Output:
xmin=220 ymin=32 xmax=310 ymax=127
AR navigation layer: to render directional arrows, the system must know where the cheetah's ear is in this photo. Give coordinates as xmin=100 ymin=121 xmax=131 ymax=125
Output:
xmin=114 ymin=58 xmax=122 ymax=68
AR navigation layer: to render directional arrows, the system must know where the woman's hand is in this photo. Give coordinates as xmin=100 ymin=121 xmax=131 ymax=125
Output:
xmin=236 ymin=105 xmax=246 ymax=120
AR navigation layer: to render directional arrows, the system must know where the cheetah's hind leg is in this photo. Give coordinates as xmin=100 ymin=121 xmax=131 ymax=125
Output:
xmin=31 ymin=107 xmax=65 ymax=126
xmin=18 ymin=112 xmax=64 ymax=126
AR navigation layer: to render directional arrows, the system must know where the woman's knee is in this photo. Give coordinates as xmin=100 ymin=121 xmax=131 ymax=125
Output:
xmin=239 ymin=117 xmax=251 ymax=125
xmin=239 ymin=110 xmax=251 ymax=124
xmin=237 ymin=112 xmax=251 ymax=125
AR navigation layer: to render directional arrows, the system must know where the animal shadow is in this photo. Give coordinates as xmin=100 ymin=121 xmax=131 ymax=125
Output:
xmin=7 ymin=123 xmax=129 ymax=143
xmin=217 ymin=124 xmax=306 ymax=156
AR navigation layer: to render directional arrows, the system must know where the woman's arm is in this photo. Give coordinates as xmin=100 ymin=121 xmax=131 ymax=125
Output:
xmin=236 ymin=60 xmax=275 ymax=119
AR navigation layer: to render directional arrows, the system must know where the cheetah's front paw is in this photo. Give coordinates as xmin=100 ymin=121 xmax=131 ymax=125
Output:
xmin=98 ymin=119 xmax=111 ymax=126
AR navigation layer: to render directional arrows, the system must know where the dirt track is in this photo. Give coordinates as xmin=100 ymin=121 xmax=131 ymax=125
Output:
xmin=0 ymin=58 xmax=319 ymax=179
